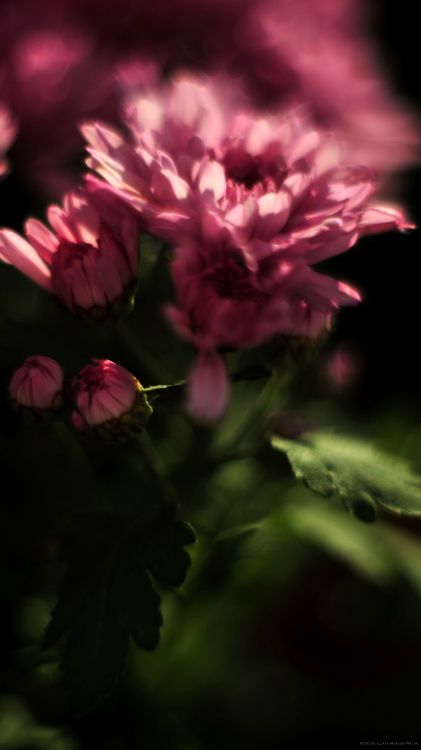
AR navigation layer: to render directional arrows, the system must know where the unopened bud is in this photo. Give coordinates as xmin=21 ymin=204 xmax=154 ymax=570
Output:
xmin=71 ymin=359 xmax=152 ymax=440
xmin=9 ymin=356 xmax=64 ymax=413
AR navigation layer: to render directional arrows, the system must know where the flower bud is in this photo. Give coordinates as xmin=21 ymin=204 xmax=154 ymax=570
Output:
xmin=9 ymin=356 xmax=64 ymax=413
xmin=71 ymin=359 xmax=152 ymax=440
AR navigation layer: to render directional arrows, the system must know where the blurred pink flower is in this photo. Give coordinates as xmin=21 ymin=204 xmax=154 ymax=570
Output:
xmin=0 ymin=0 xmax=417 ymax=193
xmin=71 ymin=359 xmax=152 ymax=438
xmin=0 ymin=23 xmax=119 ymax=194
xmin=325 ymin=342 xmax=362 ymax=391
xmin=0 ymin=102 xmax=16 ymax=177
xmin=9 ymin=355 xmax=64 ymax=411
xmin=77 ymin=0 xmax=418 ymax=174
xmin=235 ymin=0 xmax=419 ymax=172
xmin=0 ymin=184 xmax=139 ymax=317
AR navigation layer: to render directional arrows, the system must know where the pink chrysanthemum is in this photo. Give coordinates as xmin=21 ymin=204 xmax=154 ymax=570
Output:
xmin=82 ymin=74 xmax=410 ymax=420
xmin=9 ymin=355 xmax=64 ymax=411
xmin=83 ymin=75 xmax=409 ymax=247
xmin=0 ymin=184 xmax=140 ymax=317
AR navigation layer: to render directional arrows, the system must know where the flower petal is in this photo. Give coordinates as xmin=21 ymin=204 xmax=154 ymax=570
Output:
xmin=198 ymin=160 xmax=226 ymax=202
xmin=0 ymin=229 xmax=51 ymax=289
xmin=187 ymin=351 xmax=230 ymax=422
xmin=24 ymin=219 xmax=58 ymax=264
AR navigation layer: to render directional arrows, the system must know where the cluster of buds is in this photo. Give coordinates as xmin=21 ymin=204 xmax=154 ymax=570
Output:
xmin=9 ymin=356 xmax=152 ymax=440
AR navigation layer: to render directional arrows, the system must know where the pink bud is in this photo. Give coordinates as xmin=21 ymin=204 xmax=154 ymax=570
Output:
xmin=71 ymin=359 xmax=152 ymax=439
xmin=9 ymin=356 xmax=64 ymax=411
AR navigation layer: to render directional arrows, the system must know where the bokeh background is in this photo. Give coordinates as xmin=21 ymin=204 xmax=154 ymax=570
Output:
xmin=1 ymin=1 xmax=421 ymax=748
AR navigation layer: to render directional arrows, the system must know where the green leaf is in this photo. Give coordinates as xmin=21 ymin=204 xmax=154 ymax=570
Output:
xmin=45 ymin=512 xmax=195 ymax=714
xmin=271 ymin=431 xmax=421 ymax=519
xmin=379 ymin=525 xmax=421 ymax=597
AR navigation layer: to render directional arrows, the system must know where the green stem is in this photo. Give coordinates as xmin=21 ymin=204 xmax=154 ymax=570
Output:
xmin=143 ymin=365 xmax=271 ymax=396
xmin=144 ymin=379 xmax=185 ymax=394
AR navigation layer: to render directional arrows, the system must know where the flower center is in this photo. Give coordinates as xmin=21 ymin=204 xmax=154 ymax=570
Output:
xmin=223 ymin=149 xmax=285 ymax=202
xmin=202 ymin=255 xmax=265 ymax=302
xmin=225 ymin=154 xmax=266 ymax=190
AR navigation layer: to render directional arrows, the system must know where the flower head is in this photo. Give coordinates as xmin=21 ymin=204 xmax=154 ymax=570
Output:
xmin=0 ymin=183 xmax=140 ymax=317
xmin=83 ymin=74 xmax=410 ymax=248
xmin=9 ymin=355 xmax=64 ymax=412
xmin=0 ymin=22 xmax=119 ymax=194
xmin=71 ymin=359 xmax=152 ymax=439
xmin=82 ymin=74 xmax=411 ymax=421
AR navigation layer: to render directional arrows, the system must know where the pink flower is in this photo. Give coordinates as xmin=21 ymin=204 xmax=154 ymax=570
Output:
xmin=82 ymin=74 xmax=411 ymax=421
xmin=9 ymin=355 xmax=64 ymax=411
xmin=0 ymin=102 xmax=16 ymax=177
xmin=71 ymin=359 xmax=152 ymax=439
xmin=0 ymin=184 xmax=140 ymax=317
xmin=83 ymin=74 xmax=410 ymax=247
xmin=0 ymin=21 xmax=119 ymax=194
xmin=233 ymin=0 xmax=419 ymax=172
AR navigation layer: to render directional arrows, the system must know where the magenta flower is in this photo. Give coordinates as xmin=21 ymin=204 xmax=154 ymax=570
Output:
xmin=71 ymin=359 xmax=152 ymax=439
xmin=9 ymin=355 xmax=64 ymax=412
xmin=83 ymin=74 xmax=410 ymax=248
xmin=0 ymin=19 xmax=119 ymax=195
xmin=0 ymin=184 xmax=140 ymax=317
xmin=82 ymin=74 xmax=410 ymax=421
xmin=232 ymin=0 xmax=419 ymax=172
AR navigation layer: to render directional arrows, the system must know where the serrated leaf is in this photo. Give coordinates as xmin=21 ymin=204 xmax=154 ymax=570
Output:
xmin=271 ymin=431 xmax=421 ymax=519
xmin=46 ymin=512 xmax=195 ymax=714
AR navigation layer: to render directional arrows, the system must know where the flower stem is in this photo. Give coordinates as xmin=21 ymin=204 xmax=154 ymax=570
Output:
xmin=143 ymin=365 xmax=271 ymax=396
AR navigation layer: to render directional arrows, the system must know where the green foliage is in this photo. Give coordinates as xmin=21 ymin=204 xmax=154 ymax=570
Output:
xmin=270 ymin=431 xmax=421 ymax=520
xmin=281 ymin=497 xmax=396 ymax=584
xmin=45 ymin=510 xmax=195 ymax=715
xmin=226 ymin=491 xmax=421 ymax=595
